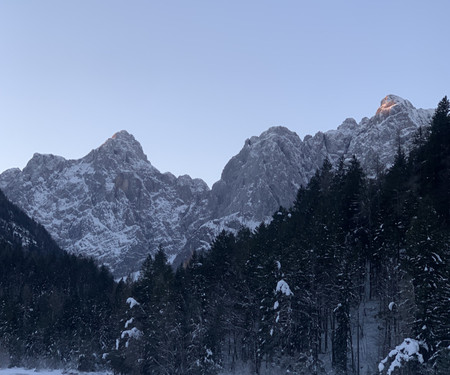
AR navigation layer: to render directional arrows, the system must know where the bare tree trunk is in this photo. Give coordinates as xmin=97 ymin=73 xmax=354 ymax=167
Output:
xmin=357 ymin=310 xmax=360 ymax=375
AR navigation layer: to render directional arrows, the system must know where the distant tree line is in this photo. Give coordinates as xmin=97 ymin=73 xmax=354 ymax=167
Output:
xmin=0 ymin=240 xmax=127 ymax=370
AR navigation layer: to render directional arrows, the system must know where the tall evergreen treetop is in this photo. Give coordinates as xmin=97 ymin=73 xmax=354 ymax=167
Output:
xmin=430 ymin=96 xmax=450 ymax=140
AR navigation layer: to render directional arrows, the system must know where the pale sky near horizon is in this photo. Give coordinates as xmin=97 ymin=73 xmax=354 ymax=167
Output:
xmin=1 ymin=1 xmax=449 ymax=187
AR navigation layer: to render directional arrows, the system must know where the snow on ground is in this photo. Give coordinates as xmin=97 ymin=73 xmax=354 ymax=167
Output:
xmin=0 ymin=366 xmax=304 ymax=375
xmin=0 ymin=369 xmax=110 ymax=375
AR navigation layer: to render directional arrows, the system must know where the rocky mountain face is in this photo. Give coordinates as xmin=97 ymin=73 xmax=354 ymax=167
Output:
xmin=0 ymin=132 xmax=210 ymax=276
xmin=0 ymin=95 xmax=434 ymax=276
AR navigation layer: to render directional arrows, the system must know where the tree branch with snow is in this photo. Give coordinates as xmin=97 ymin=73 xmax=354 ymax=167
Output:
xmin=378 ymin=338 xmax=424 ymax=375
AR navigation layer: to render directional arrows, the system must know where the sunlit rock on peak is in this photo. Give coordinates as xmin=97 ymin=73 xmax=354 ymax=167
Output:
xmin=377 ymin=95 xmax=398 ymax=114
xmin=111 ymin=130 xmax=133 ymax=140
xmin=106 ymin=130 xmax=142 ymax=151
xmin=376 ymin=94 xmax=413 ymax=116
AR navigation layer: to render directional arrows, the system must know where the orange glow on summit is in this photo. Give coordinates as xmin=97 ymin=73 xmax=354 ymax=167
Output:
xmin=376 ymin=95 xmax=398 ymax=115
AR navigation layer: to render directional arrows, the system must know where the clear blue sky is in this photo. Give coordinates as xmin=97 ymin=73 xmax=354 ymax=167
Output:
xmin=0 ymin=1 xmax=449 ymax=187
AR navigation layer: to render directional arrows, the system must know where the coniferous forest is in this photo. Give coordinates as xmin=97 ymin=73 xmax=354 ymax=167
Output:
xmin=1 ymin=97 xmax=450 ymax=374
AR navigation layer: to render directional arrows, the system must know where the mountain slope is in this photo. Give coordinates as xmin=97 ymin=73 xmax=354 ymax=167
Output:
xmin=0 ymin=95 xmax=434 ymax=276
xmin=0 ymin=187 xmax=119 ymax=370
xmin=0 ymin=188 xmax=61 ymax=254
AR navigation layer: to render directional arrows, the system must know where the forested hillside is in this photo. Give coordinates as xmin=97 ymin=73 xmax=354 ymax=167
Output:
xmin=111 ymin=98 xmax=450 ymax=374
xmin=0 ymin=192 xmax=126 ymax=370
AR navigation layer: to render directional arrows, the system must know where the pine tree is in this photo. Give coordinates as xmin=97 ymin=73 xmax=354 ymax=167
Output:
xmin=415 ymin=96 xmax=450 ymax=222
xmin=406 ymin=201 xmax=450 ymax=366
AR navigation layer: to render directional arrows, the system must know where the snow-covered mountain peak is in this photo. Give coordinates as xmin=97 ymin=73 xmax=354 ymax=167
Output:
xmin=112 ymin=130 xmax=129 ymax=137
xmin=376 ymin=94 xmax=414 ymax=116
xmin=111 ymin=129 xmax=137 ymax=142
xmin=23 ymin=153 xmax=67 ymax=179
xmin=247 ymin=126 xmax=298 ymax=144
xmin=88 ymin=130 xmax=151 ymax=170
xmin=335 ymin=118 xmax=359 ymax=135
xmin=243 ymin=127 xmax=302 ymax=160
xmin=209 ymin=126 xmax=305 ymax=225
xmin=262 ymin=125 xmax=298 ymax=137
xmin=0 ymin=96 xmax=435 ymax=276
xmin=107 ymin=130 xmax=146 ymax=156
xmin=27 ymin=153 xmax=66 ymax=167
xmin=224 ymin=126 xmax=302 ymax=179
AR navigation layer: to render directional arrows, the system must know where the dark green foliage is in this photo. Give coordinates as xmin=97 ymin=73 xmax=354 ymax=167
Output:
xmin=406 ymin=202 xmax=450 ymax=364
xmin=0 ymin=240 xmax=119 ymax=369
xmin=413 ymin=96 xmax=450 ymax=221
xmin=0 ymin=188 xmax=122 ymax=370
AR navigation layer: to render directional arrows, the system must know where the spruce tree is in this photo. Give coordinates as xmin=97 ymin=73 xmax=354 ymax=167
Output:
xmin=406 ymin=201 xmax=450 ymax=365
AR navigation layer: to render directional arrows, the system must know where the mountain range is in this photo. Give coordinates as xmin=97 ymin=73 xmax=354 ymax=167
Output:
xmin=0 ymin=95 xmax=434 ymax=277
